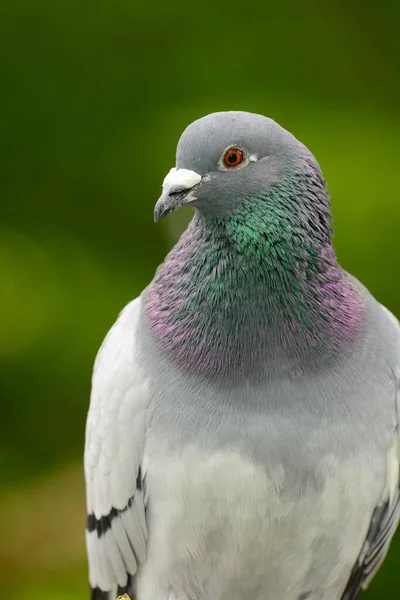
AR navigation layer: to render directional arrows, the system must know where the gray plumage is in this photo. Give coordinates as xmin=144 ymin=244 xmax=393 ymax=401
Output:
xmin=85 ymin=111 xmax=400 ymax=600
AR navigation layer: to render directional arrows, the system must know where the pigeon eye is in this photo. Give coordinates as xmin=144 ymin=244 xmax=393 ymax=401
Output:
xmin=223 ymin=147 xmax=244 ymax=168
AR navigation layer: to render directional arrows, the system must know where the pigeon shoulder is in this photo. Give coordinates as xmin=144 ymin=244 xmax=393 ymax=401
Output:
xmin=345 ymin=271 xmax=400 ymax=367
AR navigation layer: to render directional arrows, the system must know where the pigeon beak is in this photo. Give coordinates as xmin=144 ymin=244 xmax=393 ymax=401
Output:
xmin=154 ymin=168 xmax=202 ymax=222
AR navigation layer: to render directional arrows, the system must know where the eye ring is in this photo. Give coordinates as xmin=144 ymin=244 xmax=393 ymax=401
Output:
xmin=223 ymin=147 xmax=244 ymax=168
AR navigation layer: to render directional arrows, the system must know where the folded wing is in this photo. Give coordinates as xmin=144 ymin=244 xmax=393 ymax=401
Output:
xmin=342 ymin=305 xmax=400 ymax=599
xmin=84 ymin=298 xmax=148 ymax=598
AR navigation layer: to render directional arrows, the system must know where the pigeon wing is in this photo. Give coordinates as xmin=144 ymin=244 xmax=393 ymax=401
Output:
xmin=84 ymin=298 xmax=148 ymax=598
xmin=341 ymin=306 xmax=400 ymax=599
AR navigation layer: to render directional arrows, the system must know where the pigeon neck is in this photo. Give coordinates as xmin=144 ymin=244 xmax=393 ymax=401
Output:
xmin=145 ymin=209 xmax=363 ymax=383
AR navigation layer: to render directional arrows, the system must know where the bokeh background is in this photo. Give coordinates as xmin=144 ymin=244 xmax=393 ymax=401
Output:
xmin=1 ymin=1 xmax=399 ymax=598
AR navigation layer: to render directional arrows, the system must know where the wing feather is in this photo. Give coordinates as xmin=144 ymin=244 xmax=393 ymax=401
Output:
xmin=341 ymin=486 xmax=400 ymax=599
xmin=341 ymin=305 xmax=400 ymax=599
xmin=84 ymin=297 xmax=148 ymax=596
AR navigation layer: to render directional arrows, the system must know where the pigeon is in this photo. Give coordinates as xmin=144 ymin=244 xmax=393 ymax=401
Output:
xmin=84 ymin=111 xmax=400 ymax=600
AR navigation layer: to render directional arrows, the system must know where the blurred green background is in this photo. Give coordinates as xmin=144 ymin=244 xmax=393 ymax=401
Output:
xmin=1 ymin=0 xmax=399 ymax=598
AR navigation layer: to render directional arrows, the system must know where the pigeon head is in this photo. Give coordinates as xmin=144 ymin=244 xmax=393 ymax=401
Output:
xmin=154 ymin=111 xmax=331 ymax=243
xmin=148 ymin=112 xmax=361 ymax=380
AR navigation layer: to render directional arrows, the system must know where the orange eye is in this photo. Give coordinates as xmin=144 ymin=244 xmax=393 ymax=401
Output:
xmin=223 ymin=147 xmax=244 ymax=168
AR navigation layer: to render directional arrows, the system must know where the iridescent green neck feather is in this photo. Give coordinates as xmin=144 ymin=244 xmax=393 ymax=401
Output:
xmin=146 ymin=166 xmax=363 ymax=382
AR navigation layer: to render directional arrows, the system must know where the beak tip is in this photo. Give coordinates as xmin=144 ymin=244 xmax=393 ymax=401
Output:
xmin=154 ymin=198 xmax=170 ymax=223
xmin=153 ymin=199 xmax=163 ymax=223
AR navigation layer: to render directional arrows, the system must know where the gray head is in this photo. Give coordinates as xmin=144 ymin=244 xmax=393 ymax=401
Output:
xmin=147 ymin=113 xmax=357 ymax=382
xmin=154 ymin=111 xmax=330 ymax=230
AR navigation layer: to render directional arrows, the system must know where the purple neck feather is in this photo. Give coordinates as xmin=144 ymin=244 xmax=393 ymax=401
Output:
xmin=145 ymin=171 xmax=363 ymax=382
